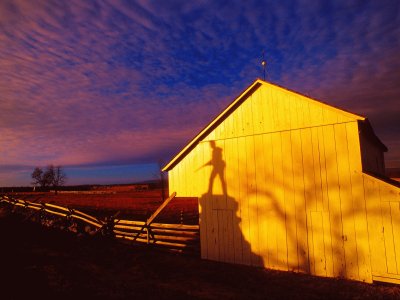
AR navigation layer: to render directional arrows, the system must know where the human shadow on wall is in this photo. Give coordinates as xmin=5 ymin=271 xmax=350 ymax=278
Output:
xmin=205 ymin=141 xmax=227 ymax=195
xmin=198 ymin=141 xmax=263 ymax=266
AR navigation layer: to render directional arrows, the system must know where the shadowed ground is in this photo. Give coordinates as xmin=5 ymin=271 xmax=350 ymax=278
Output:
xmin=0 ymin=208 xmax=399 ymax=300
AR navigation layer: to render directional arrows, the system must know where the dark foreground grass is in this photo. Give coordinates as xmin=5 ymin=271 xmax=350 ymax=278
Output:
xmin=0 ymin=208 xmax=399 ymax=300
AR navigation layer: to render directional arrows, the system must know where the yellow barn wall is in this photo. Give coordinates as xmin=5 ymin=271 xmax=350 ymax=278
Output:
xmin=169 ymin=123 xmax=373 ymax=282
xmin=363 ymin=173 xmax=400 ymax=284
xmin=167 ymin=84 xmax=398 ymax=283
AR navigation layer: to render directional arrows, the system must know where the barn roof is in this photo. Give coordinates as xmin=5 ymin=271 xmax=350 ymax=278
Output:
xmin=162 ymin=79 xmax=377 ymax=172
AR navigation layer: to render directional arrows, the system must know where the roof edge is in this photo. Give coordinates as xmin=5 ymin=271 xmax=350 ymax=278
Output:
xmin=162 ymin=80 xmax=262 ymax=171
xmin=257 ymin=79 xmax=366 ymax=121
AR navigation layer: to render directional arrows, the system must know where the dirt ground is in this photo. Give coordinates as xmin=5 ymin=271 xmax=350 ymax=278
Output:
xmin=1 ymin=208 xmax=400 ymax=299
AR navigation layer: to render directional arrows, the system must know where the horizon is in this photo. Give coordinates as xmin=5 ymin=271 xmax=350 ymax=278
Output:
xmin=1 ymin=1 xmax=399 ymax=186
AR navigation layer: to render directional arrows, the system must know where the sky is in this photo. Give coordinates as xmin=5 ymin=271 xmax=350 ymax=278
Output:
xmin=0 ymin=0 xmax=399 ymax=186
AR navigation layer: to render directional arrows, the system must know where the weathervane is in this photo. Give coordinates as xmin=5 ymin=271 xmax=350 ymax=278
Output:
xmin=261 ymin=50 xmax=267 ymax=80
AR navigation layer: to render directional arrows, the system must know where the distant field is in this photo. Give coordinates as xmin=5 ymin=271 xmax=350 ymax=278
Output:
xmin=10 ymin=189 xmax=199 ymax=224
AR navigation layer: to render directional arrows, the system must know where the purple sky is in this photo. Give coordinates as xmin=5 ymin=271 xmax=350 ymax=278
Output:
xmin=0 ymin=0 xmax=399 ymax=186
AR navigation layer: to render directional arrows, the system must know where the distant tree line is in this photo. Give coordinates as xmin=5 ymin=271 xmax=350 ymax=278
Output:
xmin=31 ymin=165 xmax=66 ymax=194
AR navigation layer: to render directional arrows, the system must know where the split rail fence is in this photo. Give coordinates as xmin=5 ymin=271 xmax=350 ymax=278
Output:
xmin=0 ymin=192 xmax=200 ymax=254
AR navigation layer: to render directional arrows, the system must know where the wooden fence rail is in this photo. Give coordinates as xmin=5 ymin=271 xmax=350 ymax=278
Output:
xmin=0 ymin=194 xmax=200 ymax=253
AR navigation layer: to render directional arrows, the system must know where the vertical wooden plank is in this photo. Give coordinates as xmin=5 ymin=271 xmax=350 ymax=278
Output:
xmin=254 ymin=134 xmax=267 ymax=267
xmin=300 ymin=128 xmax=317 ymax=212
xmin=251 ymin=88 xmax=263 ymax=135
xmin=303 ymin=102 xmax=311 ymax=130
xmin=217 ymin=210 xmax=226 ymax=262
xmin=310 ymin=211 xmax=327 ymax=276
xmin=197 ymin=143 xmax=208 ymax=260
xmin=193 ymin=147 xmax=202 ymax=197
xmin=322 ymin=107 xmax=338 ymax=125
xmin=204 ymin=142 xmax=215 ymax=261
xmin=322 ymin=211 xmax=334 ymax=277
xmin=314 ymin=104 xmax=324 ymax=127
xmin=334 ymin=123 xmax=359 ymax=280
xmin=180 ymin=157 xmax=187 ymax=196
xmin=209 ymin=209 xmax=219 ymax=261
xmin=184 ymin=154 xmax=191 ymax=196
xmin=381 ymin=200 xmax=397 ymax=274
xmin=182 ymin=152 xmax=189 ymax=196
xmin=318 ymin=126 xmax=330 ymax=212
xmin=234 ymin=103 xmax=241 ymax=137
xmin=258 ymin=87 xmax=266 ymax=134
xmin=291 ymin=129 xmax=309 ymax=273
xmin=259 ymin=133 xmax=274 ymax=267
xmin=224 ymin=139 xmax=236 ymax=263
xmin=237 ymin=103 xmax=245 ymax=137
xmin=322 ymin=125 xmax=345 ymax=277
xmin=288 ymin=94 xmax=297 ymax=130
xmin=275 ymin=90 xmax=284 ymax=131
xmin=192 ymin=150 xmax=198 ymax=196
xmin=281 ymin=131 xmax=298 ymax=271
xmin=270 ymin=88 xmax=279 ymax=132
xmin=175 ymin=161 xmax=181 ymax=197
xmin=195 ymin=143 xmax=203 ymax=195
xmin=219 ymin=210 xmax=231 ymax=263
xmin=266 ymin=210 xmax=279 ymax=269
xmin=246 ymin=135 xmax=260 ymax=266
xmin=390 ymin=201 xmax=400 ymax=274
xmin=238 ymin=136 xmax=251 ymax=265
xmin=241 ymin=94 xmax=254 ymax=136
xmin=225 ymin=110 xmax=234 ymax=139
xmin=283 ymin=91 xmax=292 ymax=130
xmin=346 ymin=122 xmax=372 ymax=282
xmin=262 ymin=85 xmax=273 ymax=133
xmin=317 ymin=126 xmax=333 ymax=276
xmin=226 ymin=210 xmax=235 ymax=263
xmin=276 ymin=89 xmax=286 ymax=131
xmin=271 ymin=132 xmax=288 ymax=270
xmin=186 ymin=152 xmax=193 ymax=196
xmin=296 ymin=97 xmax=305 ymax=129
xmin=311 ymin=127 xmax=323 ymax=211
xmin=363 ymin=175 xmax=386 ymax=276
xmin=229 ymin=138 xmax=243 ymax=264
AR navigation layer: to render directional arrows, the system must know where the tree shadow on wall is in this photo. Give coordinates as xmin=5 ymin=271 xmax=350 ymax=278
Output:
xmin=198 ymin=141 xmax=263 ymax=266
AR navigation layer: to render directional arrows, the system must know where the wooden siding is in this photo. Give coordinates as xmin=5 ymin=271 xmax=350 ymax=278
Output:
xmin=167 ymin=82 xmax=397 ymax=284
xmin=363 ymin=173 xmax=400 ymax=284
xmin=200 ymin=84 xmax=358 ymax=143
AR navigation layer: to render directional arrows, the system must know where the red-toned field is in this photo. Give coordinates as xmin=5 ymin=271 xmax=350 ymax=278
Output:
xmin=11 ymin=189 xmax=199 ymax=224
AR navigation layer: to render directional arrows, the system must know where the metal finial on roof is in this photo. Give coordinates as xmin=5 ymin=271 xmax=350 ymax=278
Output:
xmin=261 ymin=50 xmax=267 ymax=80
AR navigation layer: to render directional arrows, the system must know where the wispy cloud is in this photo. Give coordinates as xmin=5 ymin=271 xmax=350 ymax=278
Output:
xmin=0 ymin=0 xmax=399 ymax=185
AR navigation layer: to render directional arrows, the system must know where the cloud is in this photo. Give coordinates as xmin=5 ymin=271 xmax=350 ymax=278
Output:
xmin=0 ymin=0 xmax=399 ymax=185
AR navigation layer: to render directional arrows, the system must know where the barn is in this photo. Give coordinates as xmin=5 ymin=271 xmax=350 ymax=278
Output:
xmin=162 ymin=79 xmax=400 ymax=284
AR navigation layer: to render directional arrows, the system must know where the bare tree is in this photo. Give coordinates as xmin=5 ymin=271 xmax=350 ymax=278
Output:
xmin=31 ymin=167 xmax=44 ymax=189
xmin=43 ymin=165 xmax=55 ymax=188
xmin=52 ymin=165 xmax=67 ymax=194
xmin=31 ymin=165 xmax=67 ymax=193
